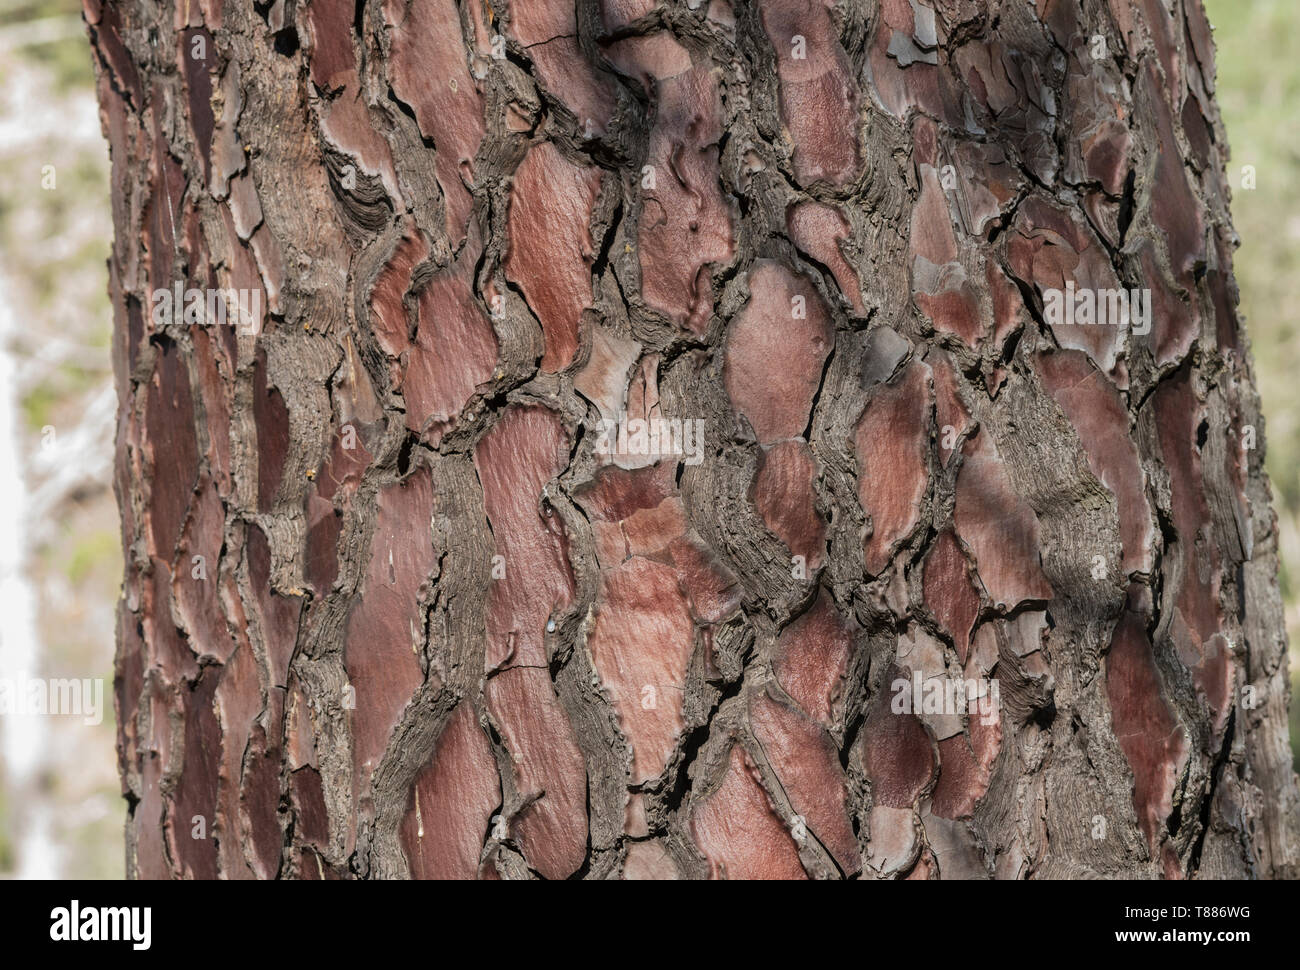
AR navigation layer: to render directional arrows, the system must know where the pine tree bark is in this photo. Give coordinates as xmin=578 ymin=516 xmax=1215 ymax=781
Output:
xmin=89 ymin=0 xmax=1299 ymax=879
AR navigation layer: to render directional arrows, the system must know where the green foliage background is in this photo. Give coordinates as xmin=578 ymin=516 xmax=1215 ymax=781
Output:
xmin=1204 ymin=0 xmax=1300 ymax=771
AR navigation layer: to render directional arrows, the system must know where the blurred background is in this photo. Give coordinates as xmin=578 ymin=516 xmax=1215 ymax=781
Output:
xmin=0 ymin=0 xmax=1295 ymax=878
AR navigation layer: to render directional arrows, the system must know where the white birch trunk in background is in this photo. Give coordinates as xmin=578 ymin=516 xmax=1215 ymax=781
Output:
xmin=0 ymin=284 xmax=56 ymax=878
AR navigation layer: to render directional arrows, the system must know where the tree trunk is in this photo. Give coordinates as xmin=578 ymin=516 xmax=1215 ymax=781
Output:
xmin=88 ymin=0 xmax=1299 ymax=880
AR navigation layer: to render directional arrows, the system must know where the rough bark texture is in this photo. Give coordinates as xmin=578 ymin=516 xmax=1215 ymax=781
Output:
xmin=91 ymin=0 xmax=1299 ymax=879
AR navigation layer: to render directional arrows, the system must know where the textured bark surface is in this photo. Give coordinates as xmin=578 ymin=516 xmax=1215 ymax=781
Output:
xmin=90 ymin=0 xmax=1300 ymax=879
